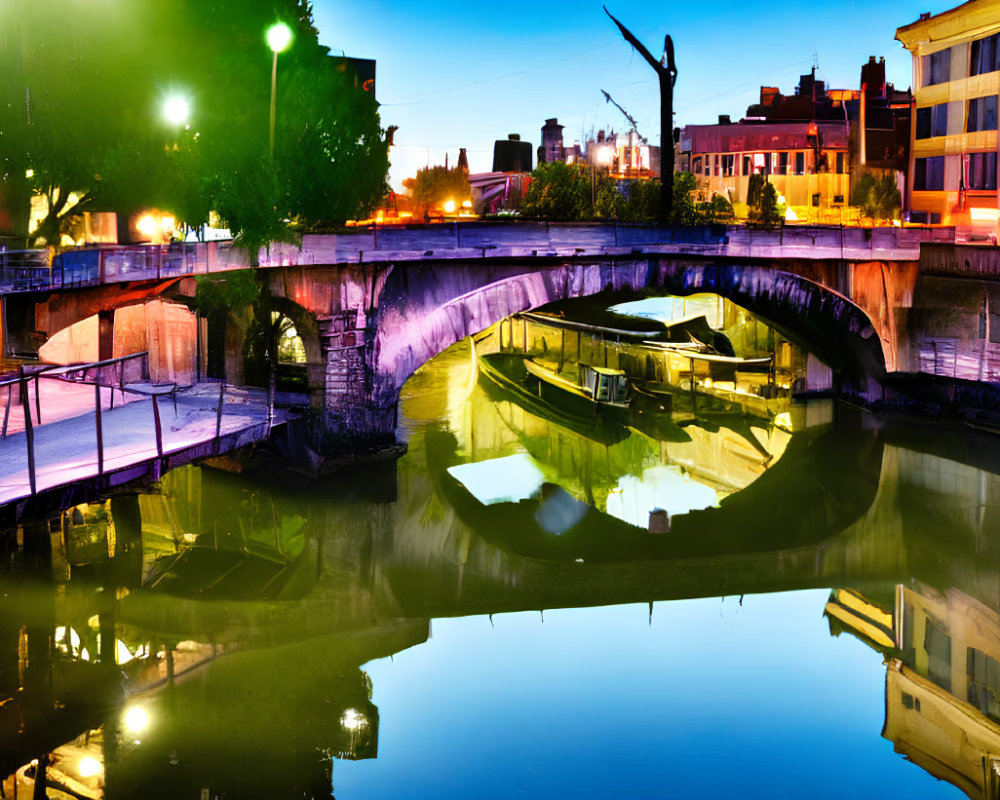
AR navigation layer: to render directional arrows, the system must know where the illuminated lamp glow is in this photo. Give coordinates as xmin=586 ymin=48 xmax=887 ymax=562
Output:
xmin=123 ymin=706 xmax=149 ymax=734
xmin=341 ymin=708 xmax=366 ymax=730
xmin=597 ymin=146 xmax=613 ymax=166
xmin=267 ymin=22 xmax=293 ymax=53
xmin=25 ymin=168 xmax=33 ymax=178
xmin=78 ymin=757 xmax=102 ymax=778
xmin=970 ymin=207 xmax=1000 ymax=222
xmin=162 ymin=95 xmax=190 ymax=126
xmin=443 ymin=199 xmax=456 ymax=214
xmin=136 ymin=215 xmax=158 ymax=238
xmin=461 ymin=200 xmax=472 ymax=209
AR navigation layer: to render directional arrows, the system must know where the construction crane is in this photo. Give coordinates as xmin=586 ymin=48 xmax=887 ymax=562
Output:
xmin=601 ymin=89 xmax=648 ymax=145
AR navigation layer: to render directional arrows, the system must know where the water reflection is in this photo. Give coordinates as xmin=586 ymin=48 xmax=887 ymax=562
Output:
xmin=0 ymin=316 xmax=998 ymax=797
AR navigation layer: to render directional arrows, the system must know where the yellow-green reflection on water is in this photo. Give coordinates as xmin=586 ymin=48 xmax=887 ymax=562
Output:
xmin=1 ymin=336 xmax=996 ymax=798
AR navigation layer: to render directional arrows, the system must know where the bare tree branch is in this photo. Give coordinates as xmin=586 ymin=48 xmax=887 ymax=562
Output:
xmin=603 ymin=6 xmax=661 ymax=73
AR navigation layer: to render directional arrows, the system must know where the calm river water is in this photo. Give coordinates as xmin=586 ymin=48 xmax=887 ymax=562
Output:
xmin=2 ymin=334 xmax=997 ymax=799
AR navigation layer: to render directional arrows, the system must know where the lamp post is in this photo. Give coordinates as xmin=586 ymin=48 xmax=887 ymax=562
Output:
xmin=267 ymin=22 xmax=293 ymax=158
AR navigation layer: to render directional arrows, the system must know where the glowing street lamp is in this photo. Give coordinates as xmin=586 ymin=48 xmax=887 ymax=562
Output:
xmin=162 ymin=94 xmax=190 ymax=127
xmin=267 ymin=22 xmax=293 ymax=157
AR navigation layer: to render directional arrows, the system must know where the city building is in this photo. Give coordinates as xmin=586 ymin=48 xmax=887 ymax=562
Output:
xmin=584 ymin=130 xmax=660 ymax=180
xmin=680 ymin=64 xmax=910 ymax=224
xmin=539 ymin=118 xmax=565 ymax=164
xmin=492 ymin=133 xmax=533 ymax=174
xmin=680 ymin=117 xmax=851 ymax=222
xmin=897 ymin=0 xmax=1000 ymax=231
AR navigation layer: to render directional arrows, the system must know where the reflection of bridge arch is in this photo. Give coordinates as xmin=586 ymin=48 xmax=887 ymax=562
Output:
xmin=422 ymin=421 xmax=883 ymax=565
xmin=371 ymin=259 xmax=887 ymax=405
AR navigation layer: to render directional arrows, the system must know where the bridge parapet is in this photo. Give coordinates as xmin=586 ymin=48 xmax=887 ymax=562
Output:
xmin=37 ymin=223 xmax=947 ymax=297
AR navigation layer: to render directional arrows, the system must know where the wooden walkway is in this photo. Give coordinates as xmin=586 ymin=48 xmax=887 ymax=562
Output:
xmin=0 ymin=380 xmax=288 ymax=521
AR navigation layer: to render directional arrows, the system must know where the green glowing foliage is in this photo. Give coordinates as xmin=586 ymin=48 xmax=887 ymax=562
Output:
xmin=0 ymin=0 xmax=390 ymax=247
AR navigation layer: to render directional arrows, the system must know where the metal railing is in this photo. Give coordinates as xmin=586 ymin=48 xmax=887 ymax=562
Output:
xmin=0 ymin=352 xmax=231 ymax=497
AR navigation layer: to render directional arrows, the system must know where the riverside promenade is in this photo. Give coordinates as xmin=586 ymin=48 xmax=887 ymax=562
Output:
xmin=0 ymin=378 xmax=288 ymax=517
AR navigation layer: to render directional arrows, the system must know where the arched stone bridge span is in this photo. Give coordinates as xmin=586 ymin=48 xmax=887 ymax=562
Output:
xmin=267 ymin=254 xmax=900 ymax=438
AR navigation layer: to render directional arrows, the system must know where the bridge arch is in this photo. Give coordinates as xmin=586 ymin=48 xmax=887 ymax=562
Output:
xmin=371 ymin=258 xmax=887 ymax=404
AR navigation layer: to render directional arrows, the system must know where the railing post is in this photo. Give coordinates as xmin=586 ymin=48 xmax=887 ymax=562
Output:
xmin=1 ymin=383 xmax=11 ymax=438
xmin=94 ymin=381 xmax=104 ymax=476
xmin=152 ymin=393 xmax=163 ymax=458
xmin=22 ymin=378 xmax=36 ymax=495
xmin=216 ymin=381 xmax=224 ymax=439
xmin=33 ymin=372 xmax=41 ymax=424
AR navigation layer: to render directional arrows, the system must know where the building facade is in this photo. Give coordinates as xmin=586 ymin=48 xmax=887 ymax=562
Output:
xmin=897 ymin=1 xmax=1000 ymax=229
xmin=679 ymin=120 xmax=850 ymax=222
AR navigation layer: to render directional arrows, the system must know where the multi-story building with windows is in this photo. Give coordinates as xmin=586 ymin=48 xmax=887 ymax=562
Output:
xmin=897 ymin=1 xmax=1000 ymax=228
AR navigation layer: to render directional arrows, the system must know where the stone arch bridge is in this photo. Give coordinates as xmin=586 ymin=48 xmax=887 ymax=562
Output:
xmin=15 ymin=231 xmax=923 ymax=441
xmin=264 ymin=253 xmax=904 ymax=437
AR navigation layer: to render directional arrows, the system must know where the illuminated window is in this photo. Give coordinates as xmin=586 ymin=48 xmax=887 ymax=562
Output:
xmin=971 ymin=33 xmax=1000 ymax=76
xmin=968 ymin=152 xmax=997 ymax=190
xmin=968 ymin=96 xmax=998 ymax=132
xmin=914 ymin=156 xmax=944 ymax=190
xmin=917 ymin=104 xmax=948 ymax=138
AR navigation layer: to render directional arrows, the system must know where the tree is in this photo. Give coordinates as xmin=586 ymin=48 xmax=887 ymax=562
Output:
xmin=747 ymin=174 xmax=782 ymax=228
xmin=521 ymin=161 xmax=591 ymax=220
xmin=0 ymin=0 xmax=390 ymax=248
xmin=850 ymin=173 xmax=901 ymax=224
xmin=604 ymin=7 xmax=676 ymax=223
xmin=402 ymin=166 xmax=471 ymax=215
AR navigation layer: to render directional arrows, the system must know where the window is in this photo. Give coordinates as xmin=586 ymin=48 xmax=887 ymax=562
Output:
xmin=916 ymin=104 xmax=949 ymax=138
xmin=704 ymin=155 xmax=711 ymax=176
xmin=968 ymin=96 xmax=998 ymax=132
xmin=742 ymin=155 xmax=751 ymax=175
xmin=924 ymin=620 xmax=951 ymax=692
xmin=778 ymin=152 xmax=789 ymax=175
xmin=714 ymin=155 xmax=721 ymax=177
xmin=721 ymin=154 xmax=734 ymax=177
xmin=971 ymin=33 xmax=1000 ymax=76
xmin=836 ymin=152 xmax=845 ymax=174
xmin=692 ymin=157 xmax=702 ymax=174
xmin=914 ymin=156 xmax=945 ymax=190
xmin=925 ymin=48 xmax=951 ymax=86
xmin=968 ymin=152 xmax=997 ymax=190
xmin=794 ymin=152 xmax=805 ymax=175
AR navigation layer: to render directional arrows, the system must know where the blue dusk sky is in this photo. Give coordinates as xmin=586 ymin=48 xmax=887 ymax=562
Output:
xmin=313 ymin=0 xmax=954 ymax=190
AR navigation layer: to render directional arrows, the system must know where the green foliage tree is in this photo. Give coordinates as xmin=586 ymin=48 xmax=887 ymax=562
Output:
xmin=850 ymin=173 xmax=901 ymax=224
xmin=0 ymin=0 xmax=390 ymax=248
xmin=402 ymin=166 xmax=471 ymax=214
xmin=747 ymin=174 xmax=781 ymax=228
xmin=521 ymin=162 xmax=591 ymax=220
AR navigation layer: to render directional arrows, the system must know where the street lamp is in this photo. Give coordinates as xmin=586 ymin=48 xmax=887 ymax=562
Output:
xmin=267 ymin=22 xmax=293 ymax=158
xmin=162 ymin=94 xmax=190 ymax=127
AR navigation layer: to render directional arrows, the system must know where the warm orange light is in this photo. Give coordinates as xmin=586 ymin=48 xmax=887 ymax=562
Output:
xmin=443 ymin=199 xmax=456 ymax=214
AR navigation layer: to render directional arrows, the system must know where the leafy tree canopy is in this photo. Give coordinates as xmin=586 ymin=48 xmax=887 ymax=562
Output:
xmin=850 ymin=173 xmax=901 ymax=224
xmin=0 ymin=0 xmax=390 ymax=248
xmin=402 ymin=166 xmax=471 ymax=212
